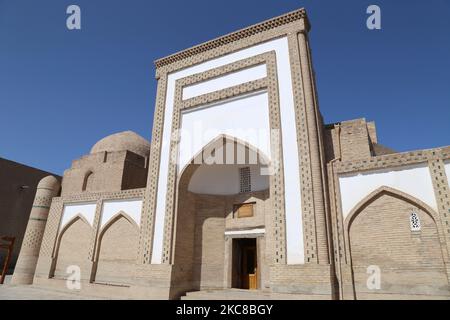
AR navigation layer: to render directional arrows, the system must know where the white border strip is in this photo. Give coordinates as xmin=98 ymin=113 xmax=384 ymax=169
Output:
xmin=224 ymin=228 xmax=266 ymax=236
xmin=151 ymin=37 xmax=304 ymax=264
xmin=182 ymin=64 xmax=267 ymax=100
xmin=60 ymin=202 xmax=97 ymax=229
xmin=444 ymin=161 xmax=450 ymax=189
xmin=100 ymin=198 xmax=143 ymax=229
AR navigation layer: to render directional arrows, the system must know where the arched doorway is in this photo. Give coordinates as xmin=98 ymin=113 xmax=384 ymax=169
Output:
xmin=170 ymin=135 xmax=272 ymax=295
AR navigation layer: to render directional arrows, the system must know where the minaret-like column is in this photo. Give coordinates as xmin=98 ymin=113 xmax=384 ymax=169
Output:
xmin=11 ymin=175 xmax=60 ymax=284
xmin=297 ymin=31 xmax=329 ymax=264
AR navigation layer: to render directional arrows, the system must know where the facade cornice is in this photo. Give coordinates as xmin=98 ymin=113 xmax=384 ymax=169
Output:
xmin=154 ymin=8 xmax=309 ymax=69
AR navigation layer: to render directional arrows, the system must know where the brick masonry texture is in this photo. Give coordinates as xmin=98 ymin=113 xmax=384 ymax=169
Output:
xmin=10 ymin=8 xmax=450 ymax=300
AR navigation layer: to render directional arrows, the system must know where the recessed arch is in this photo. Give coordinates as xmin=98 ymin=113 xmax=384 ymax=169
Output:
xmin=344 ymin=186 xmax=439 ymax=230
xmin=178 ymin=133 xmax=272 ymax=179
xmin=342 ymin=185 xmax=449 ymax=299
xmin=97 ymin=210 xmax=139 ymax=247
xmin=177 ymin=134 xmax=272 ymax=196
xmin=57 ymin=214 xmax=91 ymax=243
xmin=82 ymin=170 xmax=94 ymax=192
xmin=51 ymin=214 xmax=93 ymax=279
xmin=168 ymin=133 xmax=274 ymax=295
xmin=93 ymin=211 xmax=140 ymax=285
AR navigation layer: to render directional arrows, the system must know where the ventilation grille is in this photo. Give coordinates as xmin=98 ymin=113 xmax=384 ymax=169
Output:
xmin=410 ymin=211 xmax=421 ymax=231
xmin=239 ymin=167 xmax=251 ymax=193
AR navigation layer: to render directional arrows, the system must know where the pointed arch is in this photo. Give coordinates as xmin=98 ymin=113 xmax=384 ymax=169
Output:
xmin=178 ymin=133 xmax=271 ymax=180
xmin=92 ymin=210 xmax=140 ymax=284
xmin=98 ymin=211 xmax=139 ymax=241
xmin=344 ymin=186 xmax=439 ymax=230
xmin=342 ymin=185 xmax=449 ymax=298
xmin=95 ymin=210 xmax=139 ymax=261
xmin=55 ymin=213 xmax=92 ymax=257
xmin=169 ymin=133 xmax=276 ymax=289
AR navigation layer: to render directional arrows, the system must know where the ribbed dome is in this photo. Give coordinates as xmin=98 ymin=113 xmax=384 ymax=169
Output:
xmin=90 ymin=131 xmax=150 ymax=158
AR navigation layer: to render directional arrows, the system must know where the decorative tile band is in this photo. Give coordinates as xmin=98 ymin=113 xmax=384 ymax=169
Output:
xmin=154 ymin=8 xmax=308 ymax=68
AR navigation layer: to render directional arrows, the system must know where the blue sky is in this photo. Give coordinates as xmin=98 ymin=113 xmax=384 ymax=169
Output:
xmin=0 ymin=0 xmax=449 ymax=174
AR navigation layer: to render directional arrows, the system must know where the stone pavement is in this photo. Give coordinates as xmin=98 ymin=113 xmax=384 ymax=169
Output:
xmin=181 ymin=288 xmax=329 ymax=300
xmin=0 ymin=277 xmax=103 ymax=300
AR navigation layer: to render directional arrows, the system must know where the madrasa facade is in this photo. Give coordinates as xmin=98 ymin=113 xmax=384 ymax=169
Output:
xmin=11 ymin=8 xmax=450 ymax=299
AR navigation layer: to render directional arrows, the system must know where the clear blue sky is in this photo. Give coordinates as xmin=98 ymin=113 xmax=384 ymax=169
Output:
xmin=1 ymin=0 xmax=449 ymax=175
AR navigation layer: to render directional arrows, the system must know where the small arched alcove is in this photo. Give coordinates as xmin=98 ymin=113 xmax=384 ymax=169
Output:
xmin=82 ymin=171 xmax=94 ymax=192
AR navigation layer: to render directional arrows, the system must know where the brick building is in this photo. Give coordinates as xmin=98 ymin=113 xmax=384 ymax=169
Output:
xmin=12 ymin=8 xmax=450 ymax=299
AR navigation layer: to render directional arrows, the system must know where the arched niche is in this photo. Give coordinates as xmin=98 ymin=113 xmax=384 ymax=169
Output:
xmin=52 ymin=214 xmax=93 ymax=280
xmin=343 ymin=186 xmax=449 ymax=299
xmin=93 ymin=211 xmax=140 ymax=285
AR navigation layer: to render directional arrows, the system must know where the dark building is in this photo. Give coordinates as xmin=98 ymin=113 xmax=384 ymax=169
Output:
xmin=0 ymin=158 xmax=60 ymax=275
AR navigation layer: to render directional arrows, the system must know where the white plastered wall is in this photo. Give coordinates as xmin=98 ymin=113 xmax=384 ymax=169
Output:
xmin=339 ymin=163 xmax=437 ymax=220
xmin=188 ymin=164 xmax=269 ymax=195
xmin=100 ymin=199 xmax=143 ymax=229
xmin=152 ymin=37 xmax=304 ymax=264
xmin=182 ymin=64 xmax=267 ymax=100
xmin=60 ymin=202 xmax=96 ymax=229
xmin=179 ymin=91 xmax=270 ymax=172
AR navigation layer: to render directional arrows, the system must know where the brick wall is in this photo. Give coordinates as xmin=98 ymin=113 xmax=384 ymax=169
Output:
xmin=61 ymin=151 xmax=147 ymax=196
xmin=349 ymin=192 xmax=449 ymax=298
xmin=53 ymin=217 xmax=92 ymax=281
xmin=171 ymin=185 xmax=271 ymax=296
xmin=94 ymin=216 xmax=139 ymax=285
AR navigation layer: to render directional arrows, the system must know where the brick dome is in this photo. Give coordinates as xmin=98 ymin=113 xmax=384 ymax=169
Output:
xmin=90 ymin=131 xmax=150 ymax=158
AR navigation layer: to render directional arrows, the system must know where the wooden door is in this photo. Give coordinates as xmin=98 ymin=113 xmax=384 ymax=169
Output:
xmin=242 ymin=245 xmax=257 ymax=290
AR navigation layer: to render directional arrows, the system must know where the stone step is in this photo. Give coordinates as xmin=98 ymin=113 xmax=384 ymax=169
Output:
xmin=182 ymin=290 xmax=270 ymax=300
xmin=181 ymin=289 xmax=328 ymax=300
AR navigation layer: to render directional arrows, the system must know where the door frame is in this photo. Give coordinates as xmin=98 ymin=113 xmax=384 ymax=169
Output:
xmin=230 ymin=237 xmax=260 ymax=290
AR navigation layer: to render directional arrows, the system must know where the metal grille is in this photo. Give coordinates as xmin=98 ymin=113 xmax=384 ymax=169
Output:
xmin=410 ymin=211 xmax=421 ymax=231
xmin=239 ymin=167 xmax=251 ymax=193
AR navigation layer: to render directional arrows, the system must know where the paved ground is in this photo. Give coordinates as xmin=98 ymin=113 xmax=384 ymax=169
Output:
xmin=0 ymin=277 xmax=102 ymax=300
xmin=3 ymin=280 xmax=448 ymax=300
xmin=0 ymin=285 xmax=93 ymax=300
xmin=181 ymin=288 xmax=328 ymax=300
